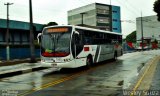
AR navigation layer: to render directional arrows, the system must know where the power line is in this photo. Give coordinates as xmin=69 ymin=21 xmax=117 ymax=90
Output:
xmin=77 ymin=0 xmax=139 ymax=17
xmin=115 ymin=0 xmax=140 ymax=17
xmin=125 ymin=0 xmax=141 ymax=12
xmin=121 ymin=19 xmax=135 ymax=23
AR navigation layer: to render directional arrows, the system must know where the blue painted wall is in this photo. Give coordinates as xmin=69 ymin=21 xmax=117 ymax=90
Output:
xmin=112 ymin=6 xmax=121 ymax=33
xmin=0 ymin=48 xmax=40 ymax=60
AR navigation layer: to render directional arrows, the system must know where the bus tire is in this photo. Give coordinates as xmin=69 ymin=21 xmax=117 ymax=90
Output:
xmin=121 ymin=49 xmax=123 ymax=55
xmin=113 ymin=51 xmax=117 ymax=61
xmin=86 ymin=56 xmax=93 ymax=68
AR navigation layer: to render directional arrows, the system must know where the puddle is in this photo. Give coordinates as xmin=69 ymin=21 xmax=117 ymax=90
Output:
xmin=137 ymin=63 xmax=145 ymax=73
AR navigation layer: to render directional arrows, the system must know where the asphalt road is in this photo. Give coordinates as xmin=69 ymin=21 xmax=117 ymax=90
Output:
xmin=0 ymin=50 xmax=159 ymax=96
xmin=150 ymin=60 xmax=160 ymax=90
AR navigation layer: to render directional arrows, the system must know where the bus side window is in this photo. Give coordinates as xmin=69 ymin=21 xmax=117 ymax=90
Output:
xmin=75 ymin=33 xmax=80 ymax=44
xmin=74 ymin=31 xmax=83 ymax=56
xmin=84 ymin=37 xmax=91 ymax=44
xmin=75 ymin=30 xmax=84 ymax=45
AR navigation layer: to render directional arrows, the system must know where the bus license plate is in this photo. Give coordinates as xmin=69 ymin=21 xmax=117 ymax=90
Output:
xmin=52 ymin=64 xmax=57 ymax=67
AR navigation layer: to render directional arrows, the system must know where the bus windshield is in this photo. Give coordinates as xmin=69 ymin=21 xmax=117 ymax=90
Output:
xmin=41 ymin=27 xmax=71 ymax=57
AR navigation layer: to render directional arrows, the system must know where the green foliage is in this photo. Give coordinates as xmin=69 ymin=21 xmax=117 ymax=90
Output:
xmin=153 ymin=39 xmax=158 ymax=44
xmin=47 ymin=22 xmax=58 ymax=26
xmin=122 ymin=39 xmax=126 ymax=42
xmin=43 ymin=22 xmax=58 ymax=29
xmin=154 ymin=0 xmax=160 ymax=21
xmin=126 ymin=31 xmax=136 ymax=43
xmin=43 ymin=22 xmax=58 ymax=27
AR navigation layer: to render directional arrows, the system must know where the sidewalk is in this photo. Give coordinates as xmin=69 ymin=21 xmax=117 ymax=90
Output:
xmin=0 ymin=58 xmax=45 ymax=78
xmin=149 ymin=59 xmax=160 ymax=90
xmin=0 ymin=58 xmax=40 ymax=66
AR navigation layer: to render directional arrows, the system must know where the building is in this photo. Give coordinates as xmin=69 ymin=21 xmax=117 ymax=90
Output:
xmin=136 ymin=15 xmax=160 ymax=48
xmin=0 ymin=19 xmax=43 ymax=45
xmin=0 ymin=19 xmax=43 ymax=60
xmin=68 ymin=3 xmax=121 ymax=33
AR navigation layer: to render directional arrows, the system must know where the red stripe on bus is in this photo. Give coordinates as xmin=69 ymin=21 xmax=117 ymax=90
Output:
xmin=84 ymin=47 xmax=89 ymax=51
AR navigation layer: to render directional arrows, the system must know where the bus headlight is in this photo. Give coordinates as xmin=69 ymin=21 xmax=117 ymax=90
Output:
xmin=64 ymin=59 xmax=71 ymax=62
xmin=41 ymin=59 xmax=45 ymax=62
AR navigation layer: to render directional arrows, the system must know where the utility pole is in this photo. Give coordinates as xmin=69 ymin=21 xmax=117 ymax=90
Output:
xmin=4 ymin=2 xmax=13 ymax=61
xmin=109 ymin=0 xmax=112 ymax=31
xmin=109 ymin=0 xmax=111 ymax=5
xmin=29 ymin=0 xmax=36 ymax=63
xmin=141 ymin=12 xmax=144 ymax=51
xmin=80 ymin=12 xmax=86 ymax=26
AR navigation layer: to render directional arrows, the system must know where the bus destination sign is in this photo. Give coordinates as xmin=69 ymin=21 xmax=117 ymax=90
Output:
xmin=47 ymin=28 xmax=68 ymax=33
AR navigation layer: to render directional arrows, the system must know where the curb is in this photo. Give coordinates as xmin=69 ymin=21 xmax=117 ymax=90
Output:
xmin=0 ymin=66 xmax=46 ymax=78
xmin=0 ymin=58 xmax=40 ymax=67
xmin=129 ymin=56 xmax=160 ymax=96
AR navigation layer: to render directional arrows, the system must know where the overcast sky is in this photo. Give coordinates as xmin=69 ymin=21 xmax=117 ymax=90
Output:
xmin=0 ymin=0 xmax=156 ymax=37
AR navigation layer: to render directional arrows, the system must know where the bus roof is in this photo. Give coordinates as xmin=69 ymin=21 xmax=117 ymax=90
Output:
xmin=44 ymin=25 xmax=122 ymax=36
xmin=74 ymin=25 xmax=122 ymax=35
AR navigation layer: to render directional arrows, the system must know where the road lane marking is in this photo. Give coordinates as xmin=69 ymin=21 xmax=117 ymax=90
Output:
xmin=138 ymin=57 xmax=158 ymax=90
xmin=17 ymin=60 xmax=115 ymax=96
xmin=18 ymin=66 xmax=99 ymax=96
xmin=33 ymin=70 xmax=86 ymax=91
xmin=130 ymin=56 xmax=160 ymax=96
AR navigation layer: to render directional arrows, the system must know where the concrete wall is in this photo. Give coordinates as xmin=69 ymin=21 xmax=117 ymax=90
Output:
xmin=68 ymin=3 xmax=96 ymax=26
xmin=68 ymin=3 xmax=121 ymax=33
xmin=136 ymin=15 xmax=160 ymax=41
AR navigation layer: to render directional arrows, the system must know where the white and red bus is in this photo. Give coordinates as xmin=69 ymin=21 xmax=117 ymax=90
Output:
xmin=37 ymin=25 xmax=122 ymax=68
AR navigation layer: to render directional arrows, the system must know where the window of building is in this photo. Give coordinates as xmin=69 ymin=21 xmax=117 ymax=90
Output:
xmin=112 ymin=11 xmax=117 ymax=13
xmin=113 ymin=28 xmax=118 ymax=30
xmin=0 ymin=32 xmax=3 ymax=42
xmin=14 ymin=32 xmax=20 ymax=42
xmin=97 ymin=8 xmax=109 ymax=14
xmin=113 ymin=19 xmax=118 ymax=22
xmin=98 ymin=26 xmax=110 ymax=31
xmin=97 ymin=17 xmax=110 ymax=23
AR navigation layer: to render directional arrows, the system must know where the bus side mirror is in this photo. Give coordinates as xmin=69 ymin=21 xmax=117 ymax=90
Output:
xmin=37 ymin=33 xmax=42 ymax=44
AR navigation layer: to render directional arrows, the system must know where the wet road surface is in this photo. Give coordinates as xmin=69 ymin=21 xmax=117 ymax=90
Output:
xmin=150 ymin=60 xmax=160 ymax=90
xmin=0 ymin=50 xmax=159 ymax=96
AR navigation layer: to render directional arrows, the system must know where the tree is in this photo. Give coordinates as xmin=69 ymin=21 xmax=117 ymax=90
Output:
xmin=43 ymin=22 xmax=58 ymax=28
xmin=154 ymin=0 xmax=160 ymax=21
xmin=153 ymin=39 xmax=158 ymax=44
xmin=126 ymin=31 xmax=136 ymax=43
xmin=46 ymin=22 xmax=58 ymax=26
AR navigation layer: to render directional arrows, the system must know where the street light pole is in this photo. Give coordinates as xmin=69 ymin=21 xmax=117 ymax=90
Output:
xmin=141 ymin=12 xmax=144 ymax=51
xmin=4 ymin=2 xmax=13 ymax=61
xmin=29 ymin=0 xmax=36 ymax=63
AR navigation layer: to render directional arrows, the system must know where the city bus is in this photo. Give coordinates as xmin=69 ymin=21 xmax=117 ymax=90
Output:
xmin=37 ymin=25 xmax=122 ymax=68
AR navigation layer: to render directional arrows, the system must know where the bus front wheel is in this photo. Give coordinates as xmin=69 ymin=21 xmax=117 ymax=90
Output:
xmin=113 ymin=52 xmax=117 ymax=60
xmin=86 ymin=56 xmax=93 ymax=68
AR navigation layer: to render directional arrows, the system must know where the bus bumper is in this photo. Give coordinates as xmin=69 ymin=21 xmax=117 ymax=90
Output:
xmin=40 ymin=60 xmax=77 ymax=68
